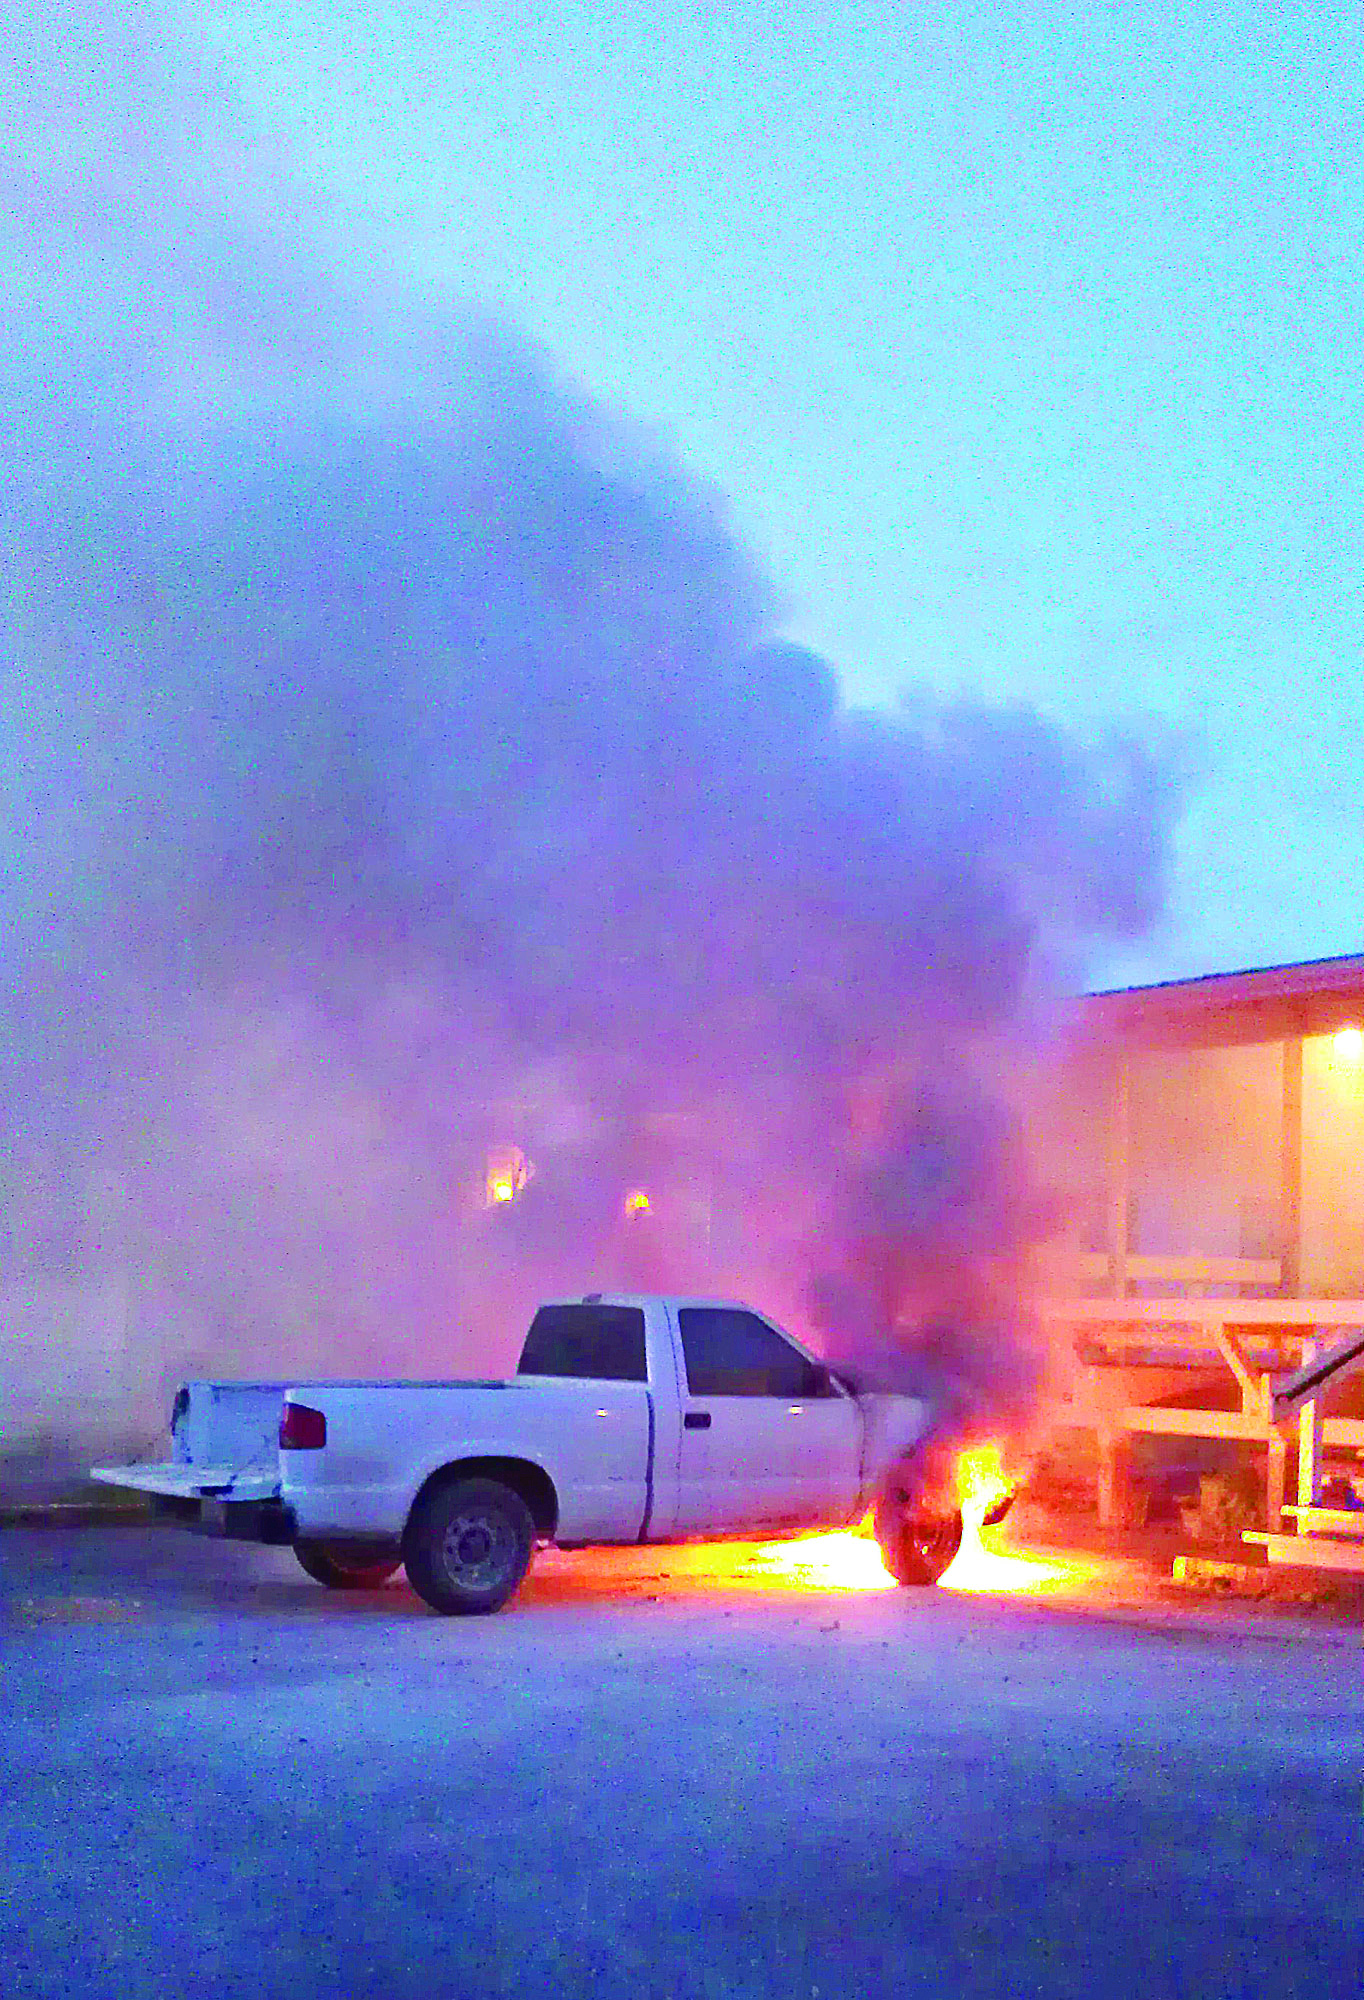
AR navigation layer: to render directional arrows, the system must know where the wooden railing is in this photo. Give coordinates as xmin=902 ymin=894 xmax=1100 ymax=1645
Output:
xmin=1037 ymin=1294 xmax=1364 ymax=1540
xmin=1039 ymin=1250 xmax=1282 ymax=1295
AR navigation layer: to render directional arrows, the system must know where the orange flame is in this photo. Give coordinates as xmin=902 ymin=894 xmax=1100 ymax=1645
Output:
xmin=954 ymin=1442 xmax=1011 ymax=1519
xmin=939 ymin=1443 xmax=1069 ymax=1593
xmin=752 ymin=1442 xmax=1081 ymax=1596
xmin=748 ymin=1526 xmax=899 ymax=1592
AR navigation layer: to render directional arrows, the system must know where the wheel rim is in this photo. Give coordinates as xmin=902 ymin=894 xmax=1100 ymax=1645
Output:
xmin=905 ymin=1518 xmax=957 ymax=1567
xmin=440 ymin=1507 xmax=517 ymax=1593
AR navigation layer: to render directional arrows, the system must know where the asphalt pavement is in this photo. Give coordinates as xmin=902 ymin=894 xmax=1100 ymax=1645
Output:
xmin=2 ymin=1524 xmax=1362 ymax=1999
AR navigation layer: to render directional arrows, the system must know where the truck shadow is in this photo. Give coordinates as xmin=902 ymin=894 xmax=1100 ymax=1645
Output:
xmin=516 ymin=1539 xmax=898 ymax=1607
xmin=254 ymin=1539 xmax=906 ymax=1617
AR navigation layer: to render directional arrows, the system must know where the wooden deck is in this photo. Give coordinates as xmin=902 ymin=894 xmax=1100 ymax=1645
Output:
xmin=1039 ymin=1289 xmax=1364 ymax=1574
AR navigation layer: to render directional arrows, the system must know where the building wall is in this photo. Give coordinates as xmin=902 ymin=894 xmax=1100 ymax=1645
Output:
xmin=6 ymin=1019 xmax=1364 ymax=1491
xmin=1125 ymin=1040 xmax=1283 ymax=1268
xmin=1040 ymin=1032 xmax=1364 ymax=1295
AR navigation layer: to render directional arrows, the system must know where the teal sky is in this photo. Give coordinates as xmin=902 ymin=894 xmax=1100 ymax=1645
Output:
xmin=169 ymin=6 xmax=1364 ymax=978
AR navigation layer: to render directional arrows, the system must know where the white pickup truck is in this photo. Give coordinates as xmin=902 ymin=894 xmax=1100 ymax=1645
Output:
xmin=93 ymin=1294 xmax=974 ymax=1614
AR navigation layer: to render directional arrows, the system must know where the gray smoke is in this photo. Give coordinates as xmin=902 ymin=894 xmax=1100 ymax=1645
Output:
xmin=1 ymin=11 xmax=1176 ymax=1454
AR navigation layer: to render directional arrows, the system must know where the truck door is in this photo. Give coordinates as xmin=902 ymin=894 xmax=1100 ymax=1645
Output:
xmin=671 ymin=1306 xmax=862 ymax=1534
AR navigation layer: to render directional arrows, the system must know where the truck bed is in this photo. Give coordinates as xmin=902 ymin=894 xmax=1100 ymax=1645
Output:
xmin=280 ymin=1374 xmax=654 ymax=1544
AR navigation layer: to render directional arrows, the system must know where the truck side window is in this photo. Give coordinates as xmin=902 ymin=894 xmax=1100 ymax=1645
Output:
xmin=518 ymin=1305 xmax=648 ymax=1383
xmin=678 ymin=1308 xmax=825 ymax=1398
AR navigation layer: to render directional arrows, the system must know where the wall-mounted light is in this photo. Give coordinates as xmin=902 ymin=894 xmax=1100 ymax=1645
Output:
xmin=485 ymin=1146 xmax=532 ymax=1208
xmin=1334 ymin=1028 xmax=1364 ymax=1061
xmin=624 ymin=1188 xmax=651 ymax=1219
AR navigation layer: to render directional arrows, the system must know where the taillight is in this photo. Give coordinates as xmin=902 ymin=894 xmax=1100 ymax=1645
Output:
xmin=279 ymin=1402 xmax=327 ymax=1450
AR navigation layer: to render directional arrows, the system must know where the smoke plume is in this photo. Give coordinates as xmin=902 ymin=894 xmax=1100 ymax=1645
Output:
xmin=1 ymin=10 xmax=1176 ymax=1455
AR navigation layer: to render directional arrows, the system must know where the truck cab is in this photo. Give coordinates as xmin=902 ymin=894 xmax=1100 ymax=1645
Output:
xmin=515 ymin=1294 xmax=869 ymax=1539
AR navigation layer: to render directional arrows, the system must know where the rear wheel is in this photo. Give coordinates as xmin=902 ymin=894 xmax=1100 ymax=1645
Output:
xmin=293 ymin=1540 xmax=401 ymax=1590
xmin=402 ymin=1477 xmax=535 ymax=1616
xmin=874 ymin=1496 xmax=963 ymax=1586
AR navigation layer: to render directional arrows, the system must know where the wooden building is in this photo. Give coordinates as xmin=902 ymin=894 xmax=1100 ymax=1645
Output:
xmin=1040 ymin=952 xmax=1364 ymax=1572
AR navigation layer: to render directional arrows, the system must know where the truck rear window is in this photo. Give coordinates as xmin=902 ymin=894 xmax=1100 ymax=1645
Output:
xmin=518 ymin=1305 xmax=648 ymax=1383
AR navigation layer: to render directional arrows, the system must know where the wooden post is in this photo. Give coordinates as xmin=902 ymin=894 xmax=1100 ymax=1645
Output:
xmin=1266 ymin=1426 xmax=1289 ymax=1532
xmin=1280 ymin=1036 xmax=1303 ymax=1296
xmin=1099 ymin=1057 xmax=1130 ymax=1525
xmin=1297 ymin=1339 xmax=1321 ymax=1533
xmin=1096 ymin=1420 xmax=1132 ymax=1528
xmin=1108 ymin=1054 xmax=1131 ymax=1299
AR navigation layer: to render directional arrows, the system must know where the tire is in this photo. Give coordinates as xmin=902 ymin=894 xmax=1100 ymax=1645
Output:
xmin=874 ymin=1496 xmax=963 ymax=1586
xmin=293 ymin=1540 xmax=402 ymax=1590
xmin=402 ymin=1476 xmax=535 ymax=1616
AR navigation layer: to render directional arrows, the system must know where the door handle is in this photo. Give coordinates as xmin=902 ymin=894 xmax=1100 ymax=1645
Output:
xmin=684 ymin=1410 xmax=712 ymax=1430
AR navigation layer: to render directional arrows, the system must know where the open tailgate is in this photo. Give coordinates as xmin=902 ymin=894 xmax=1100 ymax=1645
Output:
xmin=90 ymin=1380 xmax=289 ymax=1532
xmin=90 ymin=1462 xmax=281 ymax=1503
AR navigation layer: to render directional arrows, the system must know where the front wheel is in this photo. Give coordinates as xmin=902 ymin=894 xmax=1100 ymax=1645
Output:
xmin=874 ymin=1497 xmax=963 ymax=1586
xmin=293 ymin=1540 xmax=402 ymax=1590
xmin=402 ymin=1477 xmax=535 ymax=1616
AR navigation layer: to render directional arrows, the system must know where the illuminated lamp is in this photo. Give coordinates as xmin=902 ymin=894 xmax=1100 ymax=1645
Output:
xmin=484 ymin=1146 xmax=532 ymax=1208
xmin=1334 ymin=1028 xmax=1364 ymax=1060
xmin=623 ymin=1189 xmax=651 ymax=1219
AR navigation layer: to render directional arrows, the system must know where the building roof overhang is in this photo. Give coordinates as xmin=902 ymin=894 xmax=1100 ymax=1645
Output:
xmin=1080 ymin=952 xmax=1364 ymax=1052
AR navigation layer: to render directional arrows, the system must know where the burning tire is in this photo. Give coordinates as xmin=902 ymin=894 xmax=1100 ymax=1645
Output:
xmin=293 ymin=1540 xmax=401 ymax=1590
xmin=402 ymin=1476 xmax=535 ymax=1616
xmin=873 ymin=1496 xmax=963 ymax=1586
